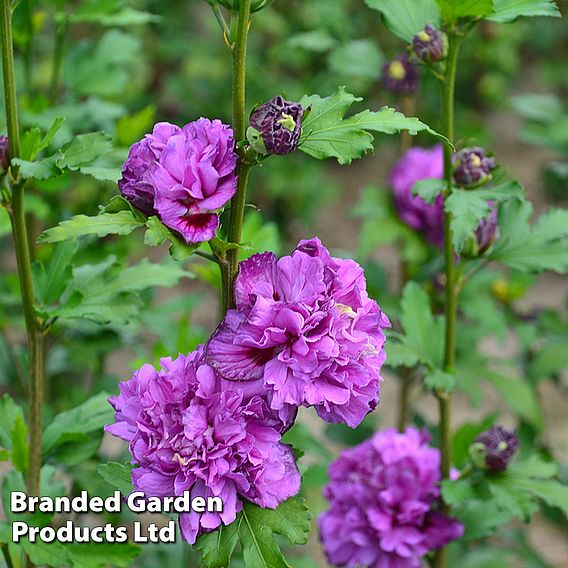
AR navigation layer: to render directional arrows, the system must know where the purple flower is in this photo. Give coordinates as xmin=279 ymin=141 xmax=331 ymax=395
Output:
xmin=0 ymin=135 xmax=10 ymax=173
xmin=453 ymin=147 xmax=496 ymax=187
xmin=390 ymin=145 xmax=445 ymax=247
xmin=206 ymin=238 xmax=390 ymax=428
xmin=248 ymin=96 xmax=304 ymax=156
xmin=413 ymin=25 xmax=446 ymax=62
xmin=106 ymin=346 xmax=300 ymax=544
xmin=474 ymin=201 xmax=498 ymax=254
xmin=118 ymin=118 xmax=238 ymax=243
xmin=382 ymin=54 xmax=419 ymax=95
xmin=319 ymin=428 xmax=464 ymax=567
xmin=471 ymin=426 xmax=518 ymax=472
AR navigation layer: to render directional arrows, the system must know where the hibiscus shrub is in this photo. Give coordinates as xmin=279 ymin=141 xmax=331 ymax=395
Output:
xmin=1 ymin=1 xmax=568 ymax=568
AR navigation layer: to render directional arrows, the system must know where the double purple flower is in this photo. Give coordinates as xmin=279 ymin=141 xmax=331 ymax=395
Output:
xmin=106 ymin=346 xmax=300 ymax=544
xmin=319 ymin=428 xmax=463 ymax=567
xmin=119 ymin=118 xmax=238 ymax=243
xmin=206 ymin=238 xmax=391 ymax=428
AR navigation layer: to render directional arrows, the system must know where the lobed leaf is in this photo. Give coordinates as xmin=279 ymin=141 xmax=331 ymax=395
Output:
xmin=97 ymin=462 xmax=134 ymax=495
xmin=299 ymin=87 xmax=447 ymax=165
xmin=38 ymin=211 xmax=145 ymax=243
xmin=487 ymin=0 xmax=560 ymax=22
xmin=364 ymin=0 xmax=440 ymax=42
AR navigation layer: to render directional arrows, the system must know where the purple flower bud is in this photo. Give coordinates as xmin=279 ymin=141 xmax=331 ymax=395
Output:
xmin=382 ymin=54 xmax=419 ymax=95
xmin=0 ymin=135 xmax=10 ymax=173
xmin=475 ymin=201 xmax=498 ymax=253
xmin=453 ymin=147 xmax=496 ymax=187
xmin=470 ymin=426 xmax=518 ymax=472
xmin=413 ymin=25 xmax=447 ymax=62
xmin=248 ymin=96 xmax=304 ymax=156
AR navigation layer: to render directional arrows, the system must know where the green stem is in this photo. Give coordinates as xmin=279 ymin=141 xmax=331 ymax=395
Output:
xmin=433 ymin=31 xmax=461 ymax=568
xmin=1 ymin=0 xmax=44 ymax=507
xmin=222 ymin=0 xmax=251 ymax=313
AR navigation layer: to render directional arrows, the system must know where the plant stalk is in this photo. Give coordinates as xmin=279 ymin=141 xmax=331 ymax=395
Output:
xmin=432 ymin=31 xmax=461 ymax=568
xmin=1 ymin=0 xmax=44 ymax=507
xmin=223 ymin=0 xmax=252 ymax=313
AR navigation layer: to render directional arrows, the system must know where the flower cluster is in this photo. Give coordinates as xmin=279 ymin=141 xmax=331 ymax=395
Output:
xmin=119 ymin=118 xmax=237 ymax=243
xmin=106 ymin=346 xmax=300 ymax=544
xmin=206 ymin=238 xmax=391 ymax=428
xmin=319 ymin=428 xmax=464 ymax=567
xmin=390 ymin=145 xmax=499 ymax=252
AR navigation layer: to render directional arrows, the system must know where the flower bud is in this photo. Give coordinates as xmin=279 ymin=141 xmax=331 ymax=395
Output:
xmin=382 ymin=54 xmax=419 ymax=95
xmin=247 ymin=96 xmax=304 ymax=156
xmin=469 ymin=426 xmax=518 ymax=472
xmin=412 ymin=25 xmax=447 ymax=62
xmin=462 ymin=201 xmax=499 ymax=257
xmin=0 ymin=135 xmax=10 ymax=174
xmin=453 ymin=147 xmax=496 ymax=187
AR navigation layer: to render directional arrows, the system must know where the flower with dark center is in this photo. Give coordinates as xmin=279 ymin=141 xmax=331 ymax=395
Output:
xmin=413 ymin=25 xmax=447 ymax=62
xmin=382 ymin=54 xmax=419 ymax=95
xmin=453 ymin=146 xmax=496 ymax=187
xmin=247 ymin=96 xmax=304 ymax=156
xmin=470 ymin=426 xmax=519 ymax=472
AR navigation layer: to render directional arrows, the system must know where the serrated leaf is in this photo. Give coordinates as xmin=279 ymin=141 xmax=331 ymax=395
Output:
xmin=20 ymin=117 xmax=65 ymax=161
xmin=364 ymin=0 xmax=440 ymax=42
xmin=21 ymin=539 xmax=70 ymax=567
xmin=42 ymin=392 xmax=114 ymax=456
xmin=57 ymin=132 xmax=113 ymax=170
xmin=489 ymin=200 xmax=568 ymax=272
xmin=299 ymin=87 xmax=447 ymax=165
xmin=97 ymin=462 xmax=134 ymax=495
xmin=425 ymin=369 xmax=456 ymax=392
xmin=487 ymin=0 xmax=560 ymax=22
xmin=144 ymin=216 xmax=198 ymax=261
xmin=442 ymin=478 xmax=476 ymax=506
xmin=35 ymin=241 xmax=79 ymax=305
xmin=456 ymin=499 xmax=513 ymax=541
xmin=80 ymin=165 xmax=122 ymax=182
xmin=196 ymin=497 xmax=311 ymax=568
xmin=38 ymin=211 xmax=145 ymax=243
xmin=412 ymin=178 xmax=445 ymax=204
xmin=445 ymin=181 xmax=524 ymax=251
xmin=12 ymin=153 xmax=63 ymax=180
xmin=437 ymin=0 xmax=494 ymax=21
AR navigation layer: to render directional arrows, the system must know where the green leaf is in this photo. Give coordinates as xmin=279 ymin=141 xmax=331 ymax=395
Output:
xmin=10 ymin=414 xmax=29 ymax=473
xmin=38 ymin=211 xmax=145 ymax=243
xmin=57 ymin=132 xmax=113 ymax=170
xmin=487 ymin=0 xmax=560 ymax=22
xmin=196 ymin=497 xmax=312 ymax=568
xmin=12 ymin=153 xmax=63 ymax=180
xmin=144 ymin=216 xmax=198 ymax=261
xmin=391 ymin=282 xmax=445 ymax=369
xmin=483 ymin=371 xmax=543 ymax=430
xmin=456 ymin=499 xmax=513 ymax=541
xmin=21 ymin=539 xmax=70 ymax=567
xmin=42 ymin=392 xmax=114 ymax=457
xmin=489 ymin=200 xmax=568 ymax=272
xmin=115 ymin=105 xmax=156 ymax=146
xmin=0 ymin=395 xmax=25 ymax=450
xmin=299 ymin=87 xmax=447 ymax=165
xmin=20 ymin=117 xmax=65 ymax=161
xmin=35 ymin=241 xmax=79 ymax=305
xmin=412 ymin=178 xmax=445 ymax=204
xmin=437 ymin=0 xmax=494 ymax=21
xmin=424 ymin=369 xmax=456 ymax=393
xmin=364 ymin=0 xmax=440 ymax=42
xmin=445 ymin=181 xmax=524 ymax=251
xmin=97 ymin=462 xmax=134 ymax=495
xmin=442 ymin=478 xmax=476 ymax=506
xmin=66 ymin=543 xmax=141 ymax=568
xmin=328 ymin=40 xmax=383 ymax=80
xmin=79 ymin=164 xmax=122 ymax=182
